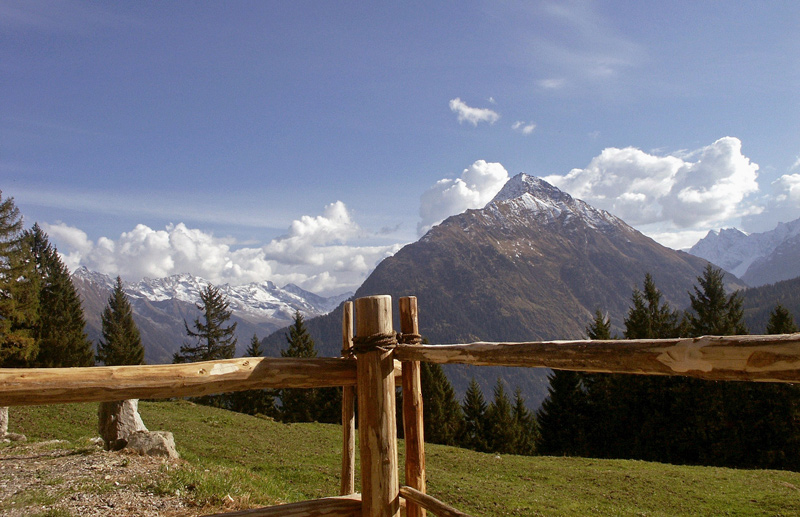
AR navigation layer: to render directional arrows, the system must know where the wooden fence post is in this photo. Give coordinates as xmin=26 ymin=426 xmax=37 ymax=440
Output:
xmin=355 ymin=295 xmax=400 ymax=517
xmin=340 ymin=301 xmax=356 ymax=496
xmin=399 ymin=296 xmax=426 ymax=517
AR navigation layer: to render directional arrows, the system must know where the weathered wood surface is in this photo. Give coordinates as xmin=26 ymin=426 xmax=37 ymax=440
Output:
xmin=399 ymin=296 xmax=426 ymax=517
xmin=399 ymin=486 xmax=472 ymax=517
xmin=208 ymin=494 xmax=362 ymax=516
xmin=355 ymin=295 xmax=400 ymax=517
xmin=394 ymin=334 xmax=800 ymax=383
xmin=341 ymin=301 xmax=357 ymax=496
xmin=0 ymin=357 xmax=359 ymax=407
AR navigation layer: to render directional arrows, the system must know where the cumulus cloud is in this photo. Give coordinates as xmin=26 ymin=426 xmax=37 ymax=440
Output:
xmin=449 ymin=98 xmax=500 ymax=126
xmin=418 ymin=160 xmax=509 ymax=235
xmin=544 ymin=137 xmax=761 ymax=230
xmin=773 ymin=174 xmax=800 ymax=203
xmin=512 ymin=121 xmax=536 ymax=135
xmin=44 ymin=202 xmax=402 ymax=296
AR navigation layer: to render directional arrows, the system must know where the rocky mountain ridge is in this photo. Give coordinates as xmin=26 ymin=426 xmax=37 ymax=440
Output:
xmin=72 ymin=267 xmax=351 ymax=364
xmin=688 ymin=218 xmax=800 ymax=286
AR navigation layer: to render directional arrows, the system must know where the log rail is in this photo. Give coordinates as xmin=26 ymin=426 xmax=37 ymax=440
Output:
xmin=3 ymin=294 xmax=800 ymax=516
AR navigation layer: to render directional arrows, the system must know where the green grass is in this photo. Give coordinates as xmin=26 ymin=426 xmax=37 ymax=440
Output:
xmin=8 ymin=400 xmax=800 ymax=515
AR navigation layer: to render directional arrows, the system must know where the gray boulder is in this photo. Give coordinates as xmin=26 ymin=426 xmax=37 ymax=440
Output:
xmin=98 ymin=399 xmax=148 ymax=450
xmin=124 ymin=430 xmax=179 ymax=459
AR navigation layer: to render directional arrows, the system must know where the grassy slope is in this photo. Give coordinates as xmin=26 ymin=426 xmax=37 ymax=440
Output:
xmin=8 ymin=400 xmax=800 ymax=516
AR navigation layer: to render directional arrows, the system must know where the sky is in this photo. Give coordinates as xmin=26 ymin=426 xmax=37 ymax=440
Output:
xmin=3 ymin=1 xmax=799 ymax=295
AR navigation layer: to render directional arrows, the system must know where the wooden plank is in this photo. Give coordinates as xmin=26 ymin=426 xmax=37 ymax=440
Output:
xmin=355 ymin=295 xmax=400 ymax=517
xmin=341 ymin=301 xmax=357 ymax=496
xmin=207 ymin=494 xmax=362 ymax=516
xmin=399 ymin=296 xmax=426 ymax=517
xmin=393 ymin=334 xmax=800 ymax=383
xmin=0 ymin=357 xmax=357 ymax=407
xmin=399 ymin=486 xmax=472 ymax=517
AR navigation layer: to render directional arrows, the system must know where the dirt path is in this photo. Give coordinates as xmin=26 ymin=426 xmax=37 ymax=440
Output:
xmin=0 ymin=440 xmax=201 ymax=516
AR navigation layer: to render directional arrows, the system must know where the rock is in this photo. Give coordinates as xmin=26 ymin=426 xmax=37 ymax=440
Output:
xmin=123 ymin=431 xmax=179 ymax=459
xmin=98 ymin=399 xmax=148 ymax=451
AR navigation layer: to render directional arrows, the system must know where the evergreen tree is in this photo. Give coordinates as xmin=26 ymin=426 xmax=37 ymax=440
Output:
xmin=279 ymin=311 xmax=319 ymax=422
xmin=512 ymin=388 xmax=537 ymax=455
xmin=26 ymin=224 xmax=93 ymax=367
xmin=229 ymin=334 xmax=277 ymax=417
xmin=459 ymin=378 xmax=488 ymax=452
xmin=536 ymin=369 xmax=590 ymax=456
xmin=96 ymin=276 xmax=144 ymax=366
xmin=485 ymin=379 xmax=516 ymax=454
xmin=766 ymin=304 xmax=799 ymax=334
xmin=175 ymin=283 xmax=237 ymax=363
xmin=624 ymin=274 xmax=682 ymax=339
xmin=0 ymin=193 xmax=39 ymax=367
xmin=420 ymin=361 xmax=463 ymax=446
xmin=687 ymin=264 xmax=747 ymax=336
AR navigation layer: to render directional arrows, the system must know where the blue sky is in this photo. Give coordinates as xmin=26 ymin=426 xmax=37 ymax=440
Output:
xmin=3 ymin=1 xmax=799 ymax=295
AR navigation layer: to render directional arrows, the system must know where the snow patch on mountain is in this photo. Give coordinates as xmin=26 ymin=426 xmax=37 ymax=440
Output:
xmin=485 ymin=173 xmax=626 ymax=231
xmin=72 ymin=267 xmax=351 ymax=322
xmin=688 ymin=219 xmax=800 ymax=280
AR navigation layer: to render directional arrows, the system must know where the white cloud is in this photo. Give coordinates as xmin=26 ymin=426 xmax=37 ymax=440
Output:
xmin=538 ymin=78 xmax=566 ymax=90
xmin=773 ymin=174 xmax=800 ymax=203
xmin=44 ymin=202 xmax=402 ymax=296
xmin=512 ymin=121 xmax=536 ymax=135
xmin=449 ymin=98 xmax=500 ymax=126
xmin=544 ymin=137 xmax=761 ymax=229
xmin=418 ymin=160 xmax=509 ymax=235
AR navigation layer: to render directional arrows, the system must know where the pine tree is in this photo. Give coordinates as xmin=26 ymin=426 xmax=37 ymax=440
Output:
xmin=26 ymin=224 xmax=93 ymax=367
xmin=766 ymin=304 xmax=799 ymax=334
xmin=96 ymin=277 xmax=144 ymax=366
xmin=420 ymin=361 xmax=463 ymax=446
xmin=459 ymin=378 xmax=489 ymax=452
xmin=512 ymin=388 xmax=537 ymax=455
xmin=280 ymin=311 xmax=319 ymax=422
xmin=175 ymin=283 xmax=237 ymax=363
xmin=624 ymin=274 xmax=682 ymax=339
xmin=485 ymin=379 xmax=516 ymax=454
xmin=687 ymin=264 xmax=747 ymax=337
xmin=229 ymin=334 xmax=277 ymax=417
xmin=0 ymin=193 xmax=39 ymax=367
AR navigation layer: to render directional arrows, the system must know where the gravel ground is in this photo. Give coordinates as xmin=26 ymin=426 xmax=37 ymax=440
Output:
xmin=0 ymin=439 xmax=206 ymax=516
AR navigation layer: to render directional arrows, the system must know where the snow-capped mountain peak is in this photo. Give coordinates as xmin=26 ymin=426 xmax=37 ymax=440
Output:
xmin=485 ymin=173 xmax=625 ymax=231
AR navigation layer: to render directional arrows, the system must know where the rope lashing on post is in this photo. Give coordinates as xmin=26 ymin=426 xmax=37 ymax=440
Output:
xmin=352 ymin=332 xmax=399 ymax=353
xmin=397 ymin=332 xmax=422 ymax=345
xmin=351 ymin=332 xmax=422 ymax=353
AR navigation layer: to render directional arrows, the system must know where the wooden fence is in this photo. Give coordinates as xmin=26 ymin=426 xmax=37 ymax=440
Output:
xmin=3 ymin=294 xmax=800 ymax=516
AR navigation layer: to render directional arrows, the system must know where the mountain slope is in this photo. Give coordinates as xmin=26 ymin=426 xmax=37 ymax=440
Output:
xmin=268 ymin=174 xmax=720 ymax=406
xmin=689 ymin=218 xmax=800 ymax=286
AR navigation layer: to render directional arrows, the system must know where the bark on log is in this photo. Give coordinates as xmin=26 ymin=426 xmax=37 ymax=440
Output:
xmin=0 ymin=357 xmax=356 ymax=407
xmin=399 ymin=296 xmax=426 ymax=517
xmin=208 ymin=494 xmax=363 ymax=516
xmin=394 ymin=334 xmax=800 ymax=383
xmin=341 ymin=301 xmax=357 ymax=496
xmin=355 ymin=295 xmax=400 ymax=517
xmin=399 ymin=486 xmax=472 ymax=517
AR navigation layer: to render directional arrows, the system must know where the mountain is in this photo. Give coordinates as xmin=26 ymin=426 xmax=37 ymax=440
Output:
xmin=742 ymin=276 xmax=800 ymax=333
xmin=72 ymin=267 xmax=352 ymax=364
xmin=688 ymin=218 xmax=800 ymax=286
xmin=266 ymin=173 xmax=721 ymax=407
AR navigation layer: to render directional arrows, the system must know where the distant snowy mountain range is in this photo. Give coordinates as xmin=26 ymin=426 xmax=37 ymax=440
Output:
xmin=687 ymin=218 xmax=800 ymax=286
xmin=72 ymin=267 xmax=351 ymax=364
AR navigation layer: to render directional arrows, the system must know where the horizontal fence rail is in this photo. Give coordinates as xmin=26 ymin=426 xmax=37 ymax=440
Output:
xmin=208 ymin=494 xmax=363 ymax=516
xmin=394 ymin=333 xmax=800 ymax=383
xmin=0 ymin=357 xmax=403 ymax=407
